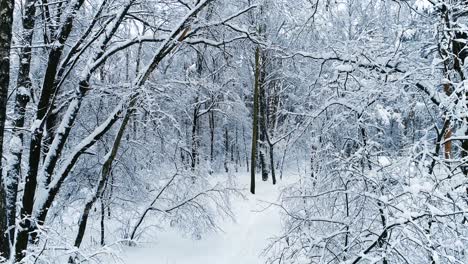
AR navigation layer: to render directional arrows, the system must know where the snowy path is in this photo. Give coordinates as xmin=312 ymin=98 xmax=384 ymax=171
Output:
xmin=114 ymin=176 xmax=284 ymax=264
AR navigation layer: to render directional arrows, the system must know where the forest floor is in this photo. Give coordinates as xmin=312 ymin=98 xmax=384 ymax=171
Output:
xmin=111 ymin=173 xmax=291 ymax=264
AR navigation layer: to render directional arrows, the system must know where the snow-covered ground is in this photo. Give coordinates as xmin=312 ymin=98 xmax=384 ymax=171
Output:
xmin=110 ymin=174 xmax=290 ymax=264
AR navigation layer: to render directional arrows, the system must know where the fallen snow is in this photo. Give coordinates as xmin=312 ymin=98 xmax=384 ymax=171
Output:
xmin=335 ymin=64 xmax=353 ymax=72
xmin=111 ymin=174 xmax=288 ymax=264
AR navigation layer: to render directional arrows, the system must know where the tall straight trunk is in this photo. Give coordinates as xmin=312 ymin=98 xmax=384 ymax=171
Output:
xmin=259 ymin=139 xmax=268 ymax=181
xmin=191 ymin=102 xmax=199 ymax=170
xmin=235 ymin=127 xmax=240 ymax=172
xmin=279 ymin=140 xmax=288 ymax=180
xmin=462 ymin=133 xmax=468 ymax=175
xmin=243 ymin=126 xmax=249 ymax=172
xmin=209 ymin=110 xmax=215 ymax=163
xmin=224 ymin=127 xmax=229 ymax=173
xmin=250 ymin=47 xmax=261 ymax=194
xmin=343 ymin=186 xmax=350 ymax=261
xmin=269 ymin=143 xmax=276 ymax=185
xmin=6 ymin=0 xmax=37 ymax=247
xmin=181 ymin=121 xmax=188 ymax=166
xmin=0 ymin=0 xmax=15 ymax=259
xmin=258 ymin=54 xmax=269 ymax=181
xmin=108 ymin=174 xmax=114 ymax=218
xmin=230 ymin=133 xmax=234 ymax=162
xmin=191 ymin=50 xmax=204 ymax=170
xmin=100 ymin=198 xmax=105 ymax=246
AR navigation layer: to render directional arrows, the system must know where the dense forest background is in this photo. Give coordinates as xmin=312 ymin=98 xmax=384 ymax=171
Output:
xmin=0 ymin=0 xmax=467 ymax=263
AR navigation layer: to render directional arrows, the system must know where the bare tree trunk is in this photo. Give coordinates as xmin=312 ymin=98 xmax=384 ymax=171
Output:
xmin=224 ymin=127 xmax=229 ymax=173
xmin=259 ymin=55 xmax=269 ymax=182
xmin=279 ymin=138 xmax=289 ymax=180
xmin=343 ymin=185 xmax=350 ymax=261
xmin=108 ymin=174 xmax=114 ymax=218
xmin=191 ymin=49 xmax=204 ymax=170
xmin=209 ymin=110 xmax=215 ymax=163
xmin=243 ymin=126 xmax=249 ymax=172
xmin=235 ymin=127 xmax=240 ymax=172
xmin=6 ymin=0 xmax=37 ymax=249
xmin=443 ymin=84 xmax=452 ymax=160
xmin=269 ymin=143 xmax=276 ymax=185
xmin=250 ymin=47 xmax=261 ymax=194
xmin=377 ymin=201 xmax=389 ymax=264
xmin=0 ymin=0 xmax=15 ymax=259
xmin=100 ymin=199 xmax=105 ymax=246
xmin=191 ymin=101 xmax=199 ymax=170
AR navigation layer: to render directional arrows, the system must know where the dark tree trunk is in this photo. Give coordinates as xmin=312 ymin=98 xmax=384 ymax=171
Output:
xmin=259 ymin=141 xmax=268 ymax=181
xmin=269 ymin=143 xmax=276 ymax=185
xmin=259 ymin=54 xmax=269 ymax=182
xmin=343 ymin=185 xmax=350 ymax=261
xmin=250 ymin=47 xmax=261 ymax=194
xmin=209 ymin=110 xmax=215 ymax=163
xmin=6 ymin=0 xmax=37 ymax=249
xmin=100 ymin=199 xmax=105 ymax=246
xmin=108 ymin=174 xmax=114 ymax=218
xmin=0 ymin=0 xmax=15 ymax=259
xmin=235 ymin=127 xmax=240 ymax=172
xmin=191 ymin=102 xmax=199 ymax=170
xmin=224 ymin=127 xmax=229 ymax=173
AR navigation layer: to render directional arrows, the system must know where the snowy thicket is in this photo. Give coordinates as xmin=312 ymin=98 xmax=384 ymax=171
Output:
xmin=0 ymin=0 xmax=467 ymax=263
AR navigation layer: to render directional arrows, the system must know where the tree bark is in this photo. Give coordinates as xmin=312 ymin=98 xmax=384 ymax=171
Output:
xmin=442 ymin=84 xmax=452 ymax=160
xmin=235 ymin=127 xmax=240 ymax=172
xmin=0 ymin=0 xmax=15 ymax=259
xmin=269 ymin=143 xmax=276 ymax=185
xmin=100 ymin=199 xmax=105 ymax=246
xmin=6 ymin=0 xmax=37 ymax=251
xmin=250 ymin=47 xmax=261 ymax=194
xmin=209 ymin=110 xmax=215 ymax=163
xmin=243 ymin=126 xmax=249 ymax=172
xmin=259 ymin=53 xmax=269 ymax=182
xmin=224 ymin=127 xmax=229 ymax=173
xmin=191 ymin=101 xmax=199 ymax=170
